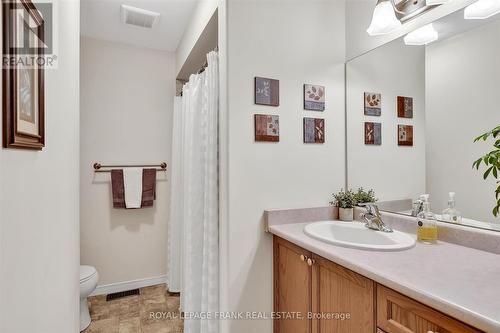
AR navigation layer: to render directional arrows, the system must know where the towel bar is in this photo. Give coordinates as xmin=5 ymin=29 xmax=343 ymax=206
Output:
xmin=93 ymin=162 xmax=167 ymax=173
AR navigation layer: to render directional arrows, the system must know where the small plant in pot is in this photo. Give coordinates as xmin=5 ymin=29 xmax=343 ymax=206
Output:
xmin=354 ymin=187 xmax=377 ymax=206
xmin=330 ymin=189 xmax=356 ymax=221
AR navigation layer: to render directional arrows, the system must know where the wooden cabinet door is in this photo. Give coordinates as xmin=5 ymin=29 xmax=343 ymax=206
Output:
xmin=377 ymin=285 xmax=482 ymax=333
xmin=311 ymin=254 xmax=375 ymax=333
xmin=274 ymin=236 xmax=312 ymax=333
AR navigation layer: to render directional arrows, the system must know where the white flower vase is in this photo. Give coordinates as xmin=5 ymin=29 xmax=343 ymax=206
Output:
xmin=339 ymin=208 xmax=354 ymax=221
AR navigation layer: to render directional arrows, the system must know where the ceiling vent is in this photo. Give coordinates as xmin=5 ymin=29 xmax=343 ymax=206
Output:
xmin=121 ymin=5 xmax=160 ymax=29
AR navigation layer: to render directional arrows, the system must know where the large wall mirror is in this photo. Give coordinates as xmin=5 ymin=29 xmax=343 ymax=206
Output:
xmin=346 ymin=8 xmax=500 ymax=232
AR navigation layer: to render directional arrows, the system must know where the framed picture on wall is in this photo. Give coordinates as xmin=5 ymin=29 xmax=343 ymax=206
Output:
xmin=254 ymin=77 xmax=279 ymax=107
xmin=2 ymin=0 xmax=45 ymax=150
xmin=303 ymin=117 xmax=325 ymax=143
xmin=254 ymin=114 xmax=279 ymax=142
xmin=398 ymin=125 xmax=414 ymax=146
xmin=304 ymin=84 xmax=325 ymax=111
xmin=365 ymin=122 xmax=381 ymax=145
xmin=364 ymin=92 xmax=381 ymax=116
xmin=397 ymin=96 xmax=413 ymax=118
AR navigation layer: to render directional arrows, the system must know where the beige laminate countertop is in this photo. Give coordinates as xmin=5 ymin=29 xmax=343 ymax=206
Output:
xmin=269 ymin=221 xmax=500 ymax=333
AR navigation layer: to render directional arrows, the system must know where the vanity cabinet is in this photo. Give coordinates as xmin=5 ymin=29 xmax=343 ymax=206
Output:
xmin=273 ymin=236 xmax=374 ymax=333
xmin=274 ymin=237 xmax=312 ymax=333
xmin=273 ymin=236 xmax=483 ymax=333
xmin=377 ymin=285 xmax=481 ymax=333
xmin=311 ymin=254 xmax=375 ymax=333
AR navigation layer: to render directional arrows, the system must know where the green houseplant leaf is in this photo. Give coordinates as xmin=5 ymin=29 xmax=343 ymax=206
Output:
xmin=473 ymin=126 xmax=500 ymax=217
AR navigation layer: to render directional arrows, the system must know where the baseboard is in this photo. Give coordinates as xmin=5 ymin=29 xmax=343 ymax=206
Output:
xmin=91 ymin=275 xmax=167 ymax=296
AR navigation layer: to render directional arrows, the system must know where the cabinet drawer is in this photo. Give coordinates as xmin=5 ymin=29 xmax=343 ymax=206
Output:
xmin=377 ymin=285 xmax=482 ymax=333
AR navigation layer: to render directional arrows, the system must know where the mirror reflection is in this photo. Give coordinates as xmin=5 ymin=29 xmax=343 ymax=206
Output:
xmin=347 ymin=9 xmax=500 ymax=231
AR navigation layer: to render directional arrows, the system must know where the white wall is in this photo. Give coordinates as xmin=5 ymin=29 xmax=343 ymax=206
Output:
xmin=80 ymin=37 xmax=174 ymax=286
xmin=347 ymin=39 xmax=426 ymax=202
xmin=426 ymin=20 xmax=500 ymax=223
xmin=226 ymin=0 xmax=346 ymax=331
xmin=0 ymin=1 xmax=80 ymax=332
xmin=175 ymin=0 xmax=218 ymax=76
xmin=346 ymin=0 xmax=476 ymax=60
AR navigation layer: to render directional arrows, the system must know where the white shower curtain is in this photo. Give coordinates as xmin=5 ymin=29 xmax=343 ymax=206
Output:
xmin=167 ymin=96 xmax=183 ymax=293
xmin=168 ymin=51 xmax=219 ymax=333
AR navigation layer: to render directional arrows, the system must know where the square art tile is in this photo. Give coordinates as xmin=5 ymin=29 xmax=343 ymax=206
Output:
xmin=304 ymin=84 xmax=325 ymax=111
xmin=255 ymin=77 xmax=279 ymax=106
xmin=303 ymin=117 xmax=325 ymax=143
xmin=397 ymin=96 xmax=413 ymax=118
xmin=365 ymin=122 xmax=381 ymax=145
xmin=254 ymin=114 xmax=279 ymax=142
xmin=364 ymin=92 xmax=381 ymax=116
xmin=398 ymin=125 xmax=413 ymax=146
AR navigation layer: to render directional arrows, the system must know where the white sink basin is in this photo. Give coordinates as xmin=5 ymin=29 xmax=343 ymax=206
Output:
xmin=304 ymin=221 xmax=416 ymax=251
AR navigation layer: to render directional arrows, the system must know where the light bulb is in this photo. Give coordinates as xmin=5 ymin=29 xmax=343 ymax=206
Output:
xmin=464 ymin=0 xmax=500 ymax=19
xmin=367 ymin=0 xmax=402 ymax=36
xmin=404 ymin=23 xmax=439 ymax=45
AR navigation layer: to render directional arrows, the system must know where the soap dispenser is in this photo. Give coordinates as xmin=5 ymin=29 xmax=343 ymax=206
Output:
xmin=417 ymin=195 xmax=438 ymax=244
xmin=442 ymin=192 xmax=462 ymax=223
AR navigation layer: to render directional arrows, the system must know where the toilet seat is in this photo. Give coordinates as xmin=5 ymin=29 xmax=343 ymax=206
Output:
xmin=80 ymin=265 xmax=97 ymax=284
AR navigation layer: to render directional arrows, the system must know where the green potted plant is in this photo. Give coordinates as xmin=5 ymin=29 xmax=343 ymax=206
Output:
xmin=473 ymin=125 xmax=500 ymax=217
xmin=330 ymin=189 xmax=356 ymax=221
xmin=354 ymin=187 xmax=377 ymax=206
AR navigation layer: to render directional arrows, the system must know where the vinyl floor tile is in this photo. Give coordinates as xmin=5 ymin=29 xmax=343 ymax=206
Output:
xmin=83 ymin=284 xmax=182 ymax=333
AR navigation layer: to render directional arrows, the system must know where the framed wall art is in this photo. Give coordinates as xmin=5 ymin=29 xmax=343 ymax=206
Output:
xmin=2 ymin=0 xmax=45 ymax=150
xmin=254 ymin=77 xmax=279 ymax=107
xmin=304 ymin=84 xmax=325 ymax=111
xmin=303 ymin=117 xmax=325 ymax=144
xmin=398 ymin=125 xmax=413 ymax=146
xmin=365 ymin=122 xmax=381 ymax=145
xmin=397 ymin=96 xmax=413 ymax=118
xmin=254 ymin=114 xmax=279 ymax=142
xmin=364 ymin=92 xmax=381 ymax=116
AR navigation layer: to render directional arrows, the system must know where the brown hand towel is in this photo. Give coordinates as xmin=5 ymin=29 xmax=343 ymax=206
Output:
xmin=141 ymin=168 xmax=157 ymax=207
xmin=111 ymin=169 xmax=126 ymax=208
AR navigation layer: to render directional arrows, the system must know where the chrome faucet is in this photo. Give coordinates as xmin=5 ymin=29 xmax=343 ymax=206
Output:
xmin=411 ymin=199 xmax=424 ymax=217
xmin=360 ymin=203 xmax=393 ymax=233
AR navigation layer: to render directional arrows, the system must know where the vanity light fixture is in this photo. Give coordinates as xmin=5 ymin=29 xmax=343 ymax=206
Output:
xmin=464 ymin=0 xmax=500 ymax=19
xmin=426 ymin=0 xmax=451 ymax=5
xmin=367 ymin=0 xmax=402 ymax=36
xmin=404 ymin=23 xmax=439 ymax=45
xmin=367 ymin=0 xmax=443 ymax=36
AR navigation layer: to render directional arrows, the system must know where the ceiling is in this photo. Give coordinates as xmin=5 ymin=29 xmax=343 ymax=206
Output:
xmin=81 ymin=0 xmax=199 ymax=52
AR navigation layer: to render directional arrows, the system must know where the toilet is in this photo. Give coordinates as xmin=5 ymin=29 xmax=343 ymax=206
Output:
xmin=80 ymin=265 xmax=98 ymax=331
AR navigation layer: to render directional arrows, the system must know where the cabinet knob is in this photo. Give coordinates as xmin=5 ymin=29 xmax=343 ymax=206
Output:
xmin=300 ymin=255 xmax=306 ymax=262
xmin=307 ymin=258 xmax=314 ymax=266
